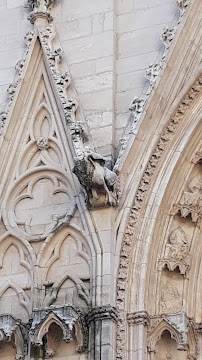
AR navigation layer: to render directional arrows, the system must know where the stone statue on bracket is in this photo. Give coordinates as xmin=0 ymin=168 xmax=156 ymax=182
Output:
xmin=73 ymin=147 xmax=119 ymax=209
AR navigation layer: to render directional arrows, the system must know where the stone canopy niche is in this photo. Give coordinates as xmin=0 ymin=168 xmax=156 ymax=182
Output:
xmin=155 ymin=330 xmax=187 ymax=360
xmin=29 ymin=305 xmax=88 ymax=359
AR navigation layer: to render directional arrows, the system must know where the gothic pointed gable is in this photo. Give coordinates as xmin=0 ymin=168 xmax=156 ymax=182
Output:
xmin=0 ymin=20 xmax=92 ymax=360
xmin=0 ymin=28 xmax=84 ymax=242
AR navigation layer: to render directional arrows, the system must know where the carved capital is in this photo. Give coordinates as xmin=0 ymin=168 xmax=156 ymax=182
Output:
xmin=87 ymin=306 xmax=118 ymax=323
xmin=127 ymin=311 xmax=150 ymax=326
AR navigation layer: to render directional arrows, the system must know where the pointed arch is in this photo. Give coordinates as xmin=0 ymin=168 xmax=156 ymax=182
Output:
xmin=116 ymin=70 xmax=202 ymax=358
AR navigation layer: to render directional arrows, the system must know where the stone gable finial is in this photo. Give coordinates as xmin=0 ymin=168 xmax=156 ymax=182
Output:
xmin=26 ymin=0 xmax=56 ymax=26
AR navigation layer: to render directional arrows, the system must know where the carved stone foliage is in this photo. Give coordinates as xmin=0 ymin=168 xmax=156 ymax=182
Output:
xmin=145 ymin=62 xmax=163 ymax=93
xmin=174 ymin=175 xmax=202 ymax=224
xmin=0 ymin=314 xmax=27 ymax=359
xmin=158 ymin=227 xmax=191 ymax=275
xmin=116 ymin=74 xmax=202 ymax=359
xmin=177 ymin=0 xmax=190 ymax=14
xmin=29 ymin=305 xmax=88 ymax=353
xmin=161 ymin=26 xmax=177 ymax=48
xmin=39 ymin=27 xmax=89 ymax=159
xmin=73 ymin=147 xmax=119 ymax=209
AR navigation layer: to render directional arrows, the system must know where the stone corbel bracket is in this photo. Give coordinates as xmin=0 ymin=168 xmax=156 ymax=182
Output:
xmin=29 ymin=305 xmax=88 ymax=353
xmin=148 ymin=312 xmax=196 ymax=354
xmin=0 ymin=314 xmax=27 ymax=359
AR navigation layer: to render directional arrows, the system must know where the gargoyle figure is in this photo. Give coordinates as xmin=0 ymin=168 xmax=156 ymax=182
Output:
xmin=73 ymin=147 xmax=118 ymax=208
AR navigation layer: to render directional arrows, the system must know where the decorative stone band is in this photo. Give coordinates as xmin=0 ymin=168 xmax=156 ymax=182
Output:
xmin=127 ymin=311 xmax=150 ymax=326
xmin=87 ymin=306 xmax=118 ymax=324
xmin=116 ymin=74 xmax=202 ymax=359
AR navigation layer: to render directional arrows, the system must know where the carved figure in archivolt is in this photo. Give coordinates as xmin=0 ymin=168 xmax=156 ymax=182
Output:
xmin=160 ymin=281 xmax=181 ymax=313
xmin=168 ymin=226 xmax=188 ymax=261
xmin=158 ymin=227 xmax=190 ymax=275
xmin=73 ymin=147 xmax=118 ymax=208
xmin=176 ymin=175 xmax=202 ymax=223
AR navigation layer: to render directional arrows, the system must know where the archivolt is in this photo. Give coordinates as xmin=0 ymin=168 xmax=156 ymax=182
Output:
xmin=116 ymin=74 xmax=202 ymax=359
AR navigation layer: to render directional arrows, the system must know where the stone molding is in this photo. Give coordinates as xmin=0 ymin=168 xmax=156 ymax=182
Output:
xmin=116 ymin=74 xmax=202 ymax=359
xmin=87 ymin=306 xmax=118 ymax=323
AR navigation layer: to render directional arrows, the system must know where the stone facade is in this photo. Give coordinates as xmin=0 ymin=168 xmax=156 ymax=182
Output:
xmin=0 ymin=0 xmax=201 ymax=359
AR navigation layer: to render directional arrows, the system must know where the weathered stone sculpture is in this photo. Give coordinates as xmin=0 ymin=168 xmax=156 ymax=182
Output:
xmin=73 ymin=147 xmax=118 ymax=208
